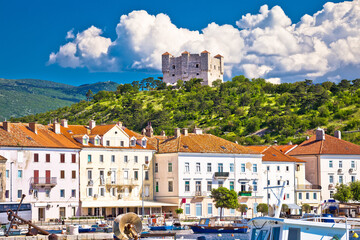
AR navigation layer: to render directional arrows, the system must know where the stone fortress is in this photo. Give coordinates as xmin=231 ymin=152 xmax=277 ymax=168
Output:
xmin=162 ymin=50 xmax=224 ymax=86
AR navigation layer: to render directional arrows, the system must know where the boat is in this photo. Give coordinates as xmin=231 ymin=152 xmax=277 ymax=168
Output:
xmin=77 ymin=224 xmax=97 ymax=233
xmin=148 ymin=217 xmax=185 ymax=231
xmin=189 ymin=217 xmax=248 ymax=233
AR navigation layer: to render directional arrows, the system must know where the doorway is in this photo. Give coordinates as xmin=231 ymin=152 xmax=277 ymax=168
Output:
xmin=38 ymin=208 xmax=45 ymax=221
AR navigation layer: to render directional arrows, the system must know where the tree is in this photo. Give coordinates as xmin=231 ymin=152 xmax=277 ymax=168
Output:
xmin=350 ymin=181 xmax=360 ymax=201
xmin=175 ymin=208 xmax=183 ymax=214
xmin=257 ymin=203 xmax=269 ymax=216
xmin=86 ymin=89 xmax=93 ymax=101
xmin=302 ymin=204 xmax=311 ymax=214
xmin=334 ymin=184 xmax=353 ymax=203
xmin=281 ymin=204 xmax=289 ymax=215
xmin=238 ymin=204 xmax=248 ymax=217
xmin=210 ymin=187 xmax=239 ymax=220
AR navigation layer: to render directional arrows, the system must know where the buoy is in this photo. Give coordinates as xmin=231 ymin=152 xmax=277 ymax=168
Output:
xmin=218 ymin=234 xmax=222 ymax=237
xmin=353 ymin=232 xmax=359 ymax=238
xmin=231 ymin=234 xmax=234 ymax=237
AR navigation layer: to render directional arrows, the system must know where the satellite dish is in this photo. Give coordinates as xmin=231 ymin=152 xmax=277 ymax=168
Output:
xmin=113 ymin=213 xmax=142 ymax=240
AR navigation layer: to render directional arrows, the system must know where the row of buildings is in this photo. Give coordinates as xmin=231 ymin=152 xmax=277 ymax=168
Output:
xmin=1 ymin=120 xmax=360 ymax=221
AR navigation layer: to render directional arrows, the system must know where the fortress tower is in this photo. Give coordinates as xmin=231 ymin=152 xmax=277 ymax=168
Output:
xmin=162 ymin=50 xmax=224 ymax=86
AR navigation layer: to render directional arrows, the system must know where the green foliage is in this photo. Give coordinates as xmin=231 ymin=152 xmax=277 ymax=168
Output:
xmin=350 ymin=181 xmax=360 ymax=201
xmin=281 ymin=204 xmax=289 ymax=213
xmin=302 ymin=204 xmax=311 ymax=213
xmin=334 ymin=184 xmax=353 ymax=203
xmin=257 ymin=203 xmax=269 ymax=216
xmin=210 ymin=187 xmax=239 ymax=219
xmin=175 ymin=208 xmax=183 ymax=214
xmin=11 ymin=76 xmax=360 ymax=146
xmin=238 ymin=204 xmax=248 ymax=216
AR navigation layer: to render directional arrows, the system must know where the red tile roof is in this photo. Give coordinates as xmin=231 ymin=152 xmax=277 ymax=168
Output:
xmin=91 ymin=125 xmax=117 ymax=135
xmin=273 ymin=145 xmax=297 ymax=154
xmin=214 ymin=54 xmax=223 ymax=58
xmin=182 ymin=51 xmax=189 ymax=54
xmin=0 ymin=122 xmax=80 ymax=149
xmin=0 ymin=155 xmax=6 ymax=161
xmin=289 ymin=134 xmax=360 ymax=155
xmin=162 ymin=52 xmax=171 ymax=55
xmin=153 ymin=133 xmax=260 ymax=154
xmin=201 ymin=50 xmax=210 ymax=54
xmin=262 ymin=147 xmax=305 ymax=162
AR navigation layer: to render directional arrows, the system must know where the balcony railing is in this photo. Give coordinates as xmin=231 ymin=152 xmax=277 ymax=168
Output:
xmin=192 ymin=191 xmax=207 ymax=198
xmin=106 ymin=178 xmax=139 ymax=186
xmin=238 ymin=191 xmax=252 ymax=197
xmin=31 ymin=177 xmax=57 ymax=188
xmin=296 ymin=185 xmax=322 ymax=190
xmin=214 ymin=172 xmax=229 ymax=178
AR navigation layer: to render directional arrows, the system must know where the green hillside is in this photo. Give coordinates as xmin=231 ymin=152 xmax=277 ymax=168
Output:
xmin=0 ymin=78 xmax=118 ymax=120
xmin=13 ymin=76 xmax=360 ymax=145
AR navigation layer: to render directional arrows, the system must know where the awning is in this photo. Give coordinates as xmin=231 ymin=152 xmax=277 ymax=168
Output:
xmin=81 ymin=200 xmax=178 ymax=208
xmin=287 ymin=203 xmax=301 ymax=209
xmin=34 ymin=203 xmax=49 ymax=207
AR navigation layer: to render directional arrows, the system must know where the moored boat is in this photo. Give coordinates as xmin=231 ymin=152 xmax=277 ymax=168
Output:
xmin=190 ymin=217 xmax=248 ymax=234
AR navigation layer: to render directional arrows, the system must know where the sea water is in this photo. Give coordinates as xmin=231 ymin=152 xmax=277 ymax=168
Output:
xmin=176 ymin=233 xmax=250 ymax=240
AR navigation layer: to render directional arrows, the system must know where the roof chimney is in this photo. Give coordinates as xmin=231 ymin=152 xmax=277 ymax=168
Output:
xmin=160 ymin=130 xmax=166 ymax=137
xmin=141 ymin=129 xmax=146 ymax=136
xmin=306 ymin=136 xmax=310 ymax=140
xmin=3 ymin=121 xmax=11 ymax=132
xmin=29 ymin=122 xmax=37 ymax=134
xmin=117 ymin=121 xmax=123 ymax=128
xmin=145 ymin=122 xmax=154 ymax=138
xmin=89 ymin=120 xmax=96 ymax=130
xmin=175 ymin=128 xmax=181 ymax=138
xmin=193 ymin=126 xmax=203 ymax=135
xmin=53 ymin=122 xmax=61 ymax=134
xmin=61 ymin=119 xmax=68 ymax=128
xmin=334 ymin=130 xmax=341 ymax=139
xmin=316 ymin=128 xmax=325 ymax=141
xmin=182 ymin=128 xmax=188 ymax=136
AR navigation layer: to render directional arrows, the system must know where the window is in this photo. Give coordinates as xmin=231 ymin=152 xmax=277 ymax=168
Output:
xmin=230 ymin=209 xmax=235 ymax=214
xmin=60 ymin=154 xmax=65 ymax=163
xmin=339 ymin=161 xmax=343 ymax=168
xmin=155 ymin=163 xmax=158 ymax=173
xmin=18 ymin=170 xmax=22 ymax=178
xmin=172 ymin=65 xmax=175 ymax=69
xmin=145 ymin=185 xmax=150 ymax=197
xmin=207 ymin=163 xmax=211 ymax=172
xmin=106 ymin=140 xmax=110 ymax=146
xmin=196 ymin=181 xmax=201 ymax=192
xmin=168 ymin=162 xmax=173 ymax=172
xmin=196 ymin=64 xmax=199 ymax=68
xmin=218 ymin=163 xmax=223 ymax=172
xmin=230 ymin=163 xmax=234 ymax=172
xmin=83 ymin=137 xmax=88 ymax=145
xmin=286 ymin=194 xmax=289 ymax=199
xmin=45 ymin=189 xmax=50 ymax=198
xmin=134 ymin=156 xmax=138 ymax=163
xmin=87 ymin=170 xmax=92 ymax=180
xmin=207 ymin=181 xmax=212 ymax=191
xmin=196 ymin=203 xmax=202 ymax=217
xmin=230 ymin=181 xmax=234 ymax=191
xmin=286 ymin=166 xmax=289 ymax=171
xmin=123 ymin=171 xmax=128 ymax=179
xmin=330 ymin=191 xmax=334 ymax=198
xmin=46 ymin=154 xmax=50 ymax=162
xmin=142 ymin=139 xmax=147 ymax=147
xmin=72 ymin=189 xmax=76 ymax=198
xmin=95 ymin=138 xmax=100 ymax=145
xmin=218 ymin=181 xmax=223 ymax=188
xmin=100 ymin=155 xmax=104 ymax=162
xmin=351 ymin=161 xmax=356 ymax=168
xmin=286 ymin=180 xmax=290 ymax=185
xmin=111 ymin=188 xmax=116 ymax=196
xmin=111 ymin=155 xmax=115 ymax=163
xmin=339 ymin=176 xmax=343 ymax=184
xmin=59 ymin=207 xmax=66 ymax=218
xmin=299 ymin=192 xmax=302 ymax=200
xmin=329 ymin=175 xmax=333 ymax=183
xmin=253 ymin=164 xmax=258 ymax=173
xmin=134 ymin=170 xmax=138 ymax=180
xmin=168 ymin=181 xmax=173 ymax=192
xmin=241 ymin=163 xmax=245 ymax=172
xmin=253 ymin=180 xmax=258 ymax=192
xmin=87 ymin=188 xmax=93 ymax=197
xmin=185 ymin=181 xmax=190 ymax=192
xmin=124 ymin=156 xmax=128 ymax=163
xmin=120 ymin=141 xmax=124 ymax=147
xmin=87 ymin=154 xmax=92 ymax=163
xmin=100 ymin=188 xmax=105 ymax=197
xmin=34 ymin=189 xmax=38 ymax=198
xmin=34 ymin=153 xmax=39 ymax=162
xmin=72 ymin=154 xmax=76 ymax=163
xmin=306 ymin=193 xmax=310 ymax=200
xmin=268 ymin=180 xmax=270 ymax=185
xmin=277 ymin=180 xmax=281 ymax=185
xmin=131 ymin=139 xmax=136 ymax=146
xmin=155 ymin=182 xmax=159 ymax=192
xmin=72 ymin=170 xmax=76 ymax=179
xmin=145 ymin=156 xmax=149 ymax=164
xmin=277 ymin=166 xmax=280 ymax=171
xmin=6 ymin=170 xmax=9 ymax=178
xmin=296 ymin=164 xmax=300 ymax=171
xmin=60 ymin=170 xmax=65 ymax=179
xmin=352 ymin=176 xmax=356 ymax=182
xmin=60 ymin=189 xmax=65 ymax=198
xmin=196 ymin=163 xmax=201 ymax=172
xmin=313 ymin=193 xmax=317 ymax=199
xmin=329 ymin=160 xmax=333 ymax=168
xmin=185 ymin=163 xmax=190 ymax=172
xmin=145 ymin=171 xmax=149 ymax=180
xmin=268 ymin=193 xmax=271 ymax=199
xmin=5 ymin=190 xmax=9 ymax=198
xmin=17 ymin=190 xmax=22 ymax=198
xmin=207 ymin=203 xmax=212 ymax=215
xmin=185 ymin=204 xmax=190 ymax=215
xmin=240 ymin=182 xmax=246 ymax=191
xmin=267 ymin=166 xmax=270 ymax=171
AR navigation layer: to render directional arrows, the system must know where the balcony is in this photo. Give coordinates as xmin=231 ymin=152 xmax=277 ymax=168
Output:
xmin=328 ymin=184 xmax=335 ymax=190
xmin=31 ymin=177 xmax=57 ymax=188
xmin=106 ymin=178 xmax=139 ymax=187
xmin=193 ymin=191 xmax=207 ymax=198
xmin=296 ymin=185 xmax=322 ymax=190
xmin=214 ymin=172 xmax=229 ymax=178
xmin=238 ymin=191 xmax=252 ymax=197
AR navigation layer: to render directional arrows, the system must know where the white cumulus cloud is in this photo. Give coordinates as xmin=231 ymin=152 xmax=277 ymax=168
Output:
xmin=48 ymin=0 xmax=360 ymax=83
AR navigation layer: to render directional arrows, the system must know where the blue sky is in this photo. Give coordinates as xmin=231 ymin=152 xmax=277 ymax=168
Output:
xmin=0 ymin=0 xmax=357 ymax=86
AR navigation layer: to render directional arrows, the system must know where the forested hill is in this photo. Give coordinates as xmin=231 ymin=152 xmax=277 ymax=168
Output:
xmin=13 ymin=76 xmax=360 ymax=146
xmin=0 ymin=78 xmax=118 ymax=121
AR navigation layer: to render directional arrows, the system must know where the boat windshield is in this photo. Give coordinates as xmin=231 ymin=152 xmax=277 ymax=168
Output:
xmin=251 ymin=229 xmax=269 ymax=240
